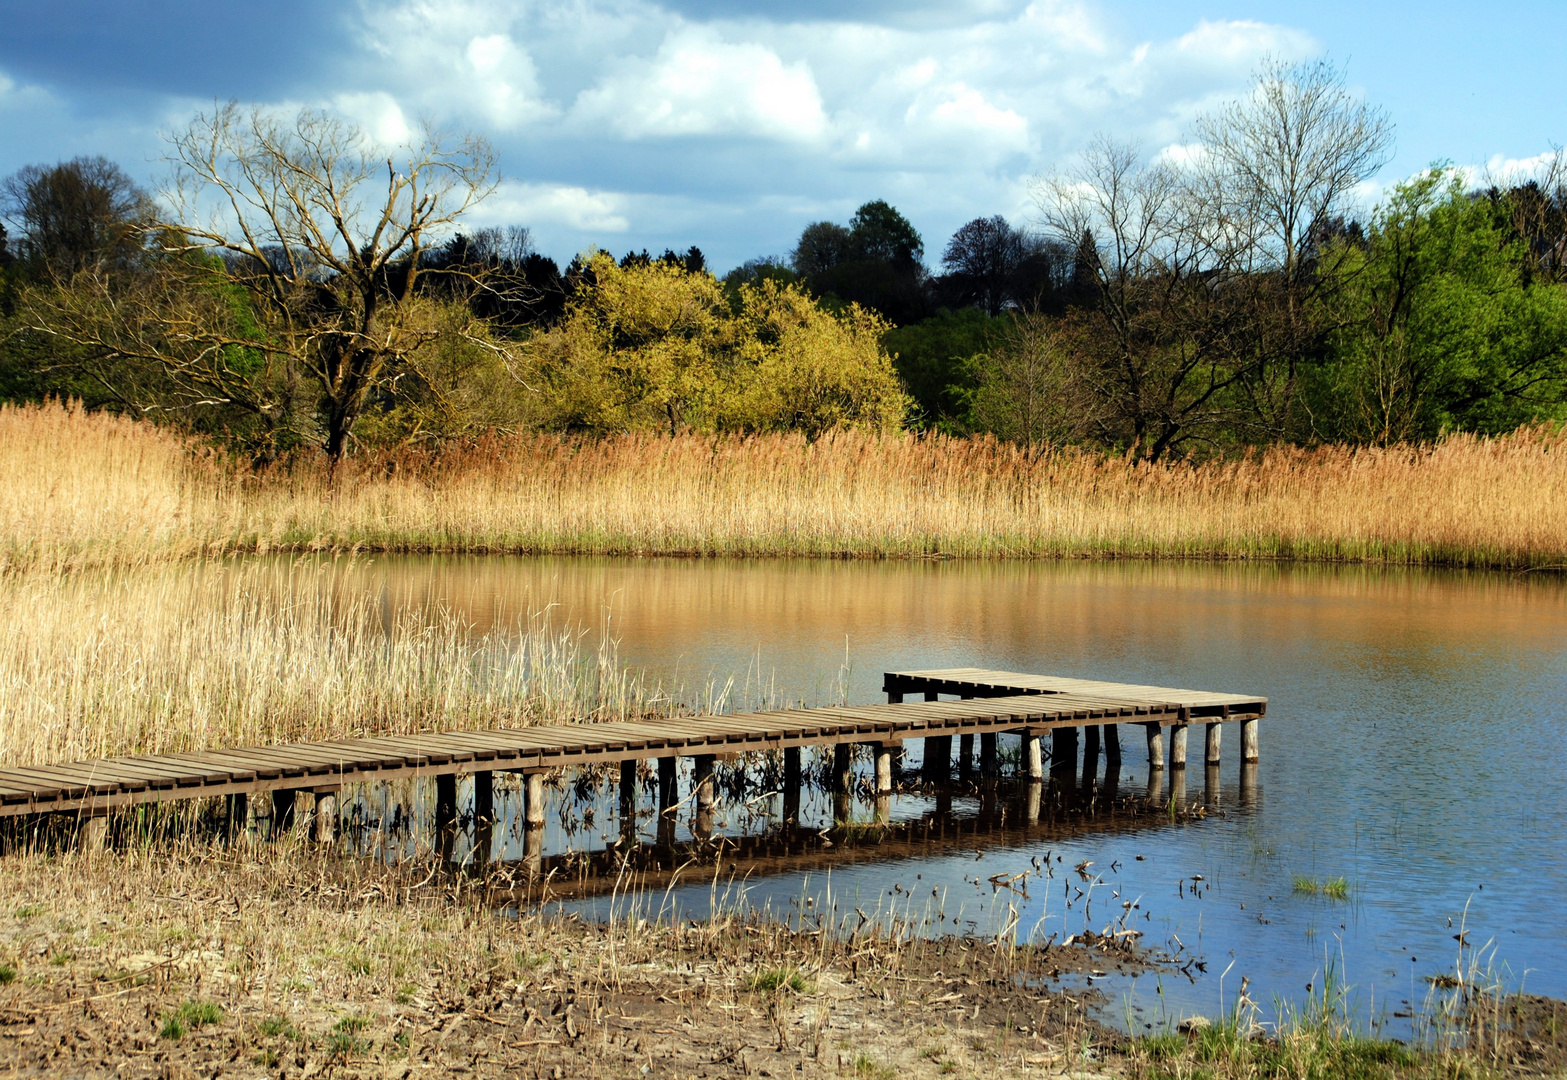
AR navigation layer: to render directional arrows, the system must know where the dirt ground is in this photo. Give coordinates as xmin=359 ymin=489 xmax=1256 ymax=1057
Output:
xmin=0 ymin=845 xmax=1136 ymax=1080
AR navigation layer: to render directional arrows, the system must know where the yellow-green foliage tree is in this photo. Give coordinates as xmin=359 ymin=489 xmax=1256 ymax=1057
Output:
xmin=519 ymin=252 xmax=907 ymax=436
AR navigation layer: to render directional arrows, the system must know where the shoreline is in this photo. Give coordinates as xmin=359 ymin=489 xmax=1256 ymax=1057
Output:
xmin=2 ymin=848 xmax=1564 ymax=1079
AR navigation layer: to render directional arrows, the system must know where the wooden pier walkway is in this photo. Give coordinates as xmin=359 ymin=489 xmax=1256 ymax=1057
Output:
xmin=0 ymin=669 xmax=1264 ymax=843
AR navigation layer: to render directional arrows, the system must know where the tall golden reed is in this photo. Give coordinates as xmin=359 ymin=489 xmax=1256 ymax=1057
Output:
xmin=5 ymin=399 xmax=1564 ymax=572
xmin=0 ymin=560 xmax=670 ymax=769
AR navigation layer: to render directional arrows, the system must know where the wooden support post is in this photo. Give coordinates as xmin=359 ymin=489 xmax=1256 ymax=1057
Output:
xmin=1025 ymin=780 xmax=1042 ymax=824
xmin=435 ymin=774 xmax=458 ymax=835
xmin=979 ymin=733 xmax=998 ymax=779
xmin=873 ymin=744 xmax=895 ymax=795
xmin=473 ymin=771 xmax=494 ymax=824
xmin=1050 ymin=727 xmax=1079 ymax=773
xmin=958 ymin=734 xmax=974 ymax=782
xmin=1239 ymin=762 xmax=1258 ymax=808
xmin=693 ymin=754 xmax=716 ymax=811
xmin=619 ymin=760 xmax=638 ymax=811
xmin=1242 ymin=718 xmax=1260 ymax=763
xmin=524 ymin=772 xmax=546 ymax=829
xmin=225 ymin=793 xmax=248 ymax=843
xmin=1145 ymin=724 xmax=1165 ymax=770
xmin=1083 ymin=725 xmax=1101 ymax=772
xmin=921 ymin=735 xmax=950 ymax=783
xmin=1022 ymin=733 xmax=1044 ymax=780
xmin=272 ymin=789 xmax=297 ymax=838
xmin=523 ymin=826 xmax=543 ymax=877
xmin=79 ymin=814 xmax=108 ymax=854
xmin=887 ymin=690 xmax=904 ymax=704
xmin=1205 ymin=723 xmax=1222 ymax=766
xmin=783 ymin=746 xmax=801 ymax=823
xmin=1170 ymin=724 xmax=1189 ymax=770
xmin=1168 ymin=767 xmax=1186 ymax=808
xmin=1205 ymin=764 xmax=1221 ymax=808
xmin=1105 ymin=723 xmax=1121 ymax=766
xmin=873 ymin=794 xmax=891 ymax=825
xmin=658 ymin=756 xmax=678 ymax=815
xmin=832 ymin=743 xmax=852 ymax=795
xmin=313 ymin=791 xmax=337 ymax=844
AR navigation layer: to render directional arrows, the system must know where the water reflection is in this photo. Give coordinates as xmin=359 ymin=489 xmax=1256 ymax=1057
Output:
xmin=240 ymin=554 xmax=1567 ymax=1032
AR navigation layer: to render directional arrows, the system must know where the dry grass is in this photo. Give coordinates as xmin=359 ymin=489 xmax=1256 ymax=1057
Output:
xmin=5 ymin=399 xmax=1567 ymax=572
xmin=0 ymin=846 xmax=1118 ymax=1079
xmin=0 ymin=560 xmax=669 ymax=769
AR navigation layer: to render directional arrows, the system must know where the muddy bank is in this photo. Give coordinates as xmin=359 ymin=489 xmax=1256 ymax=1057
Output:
xmin=0 ymin=847 xmax=1141 ymax=1079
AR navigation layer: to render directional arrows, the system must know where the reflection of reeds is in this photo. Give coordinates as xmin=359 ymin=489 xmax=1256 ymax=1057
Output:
xmin=0 ymin=561 xmax=670 ymax=769
xmin=8 ymin=400 xmax=1567 ymax=572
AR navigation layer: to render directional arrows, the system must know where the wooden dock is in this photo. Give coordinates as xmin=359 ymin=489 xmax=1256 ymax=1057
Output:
xmin=0 ymin=668 xmax=1264 ymax=846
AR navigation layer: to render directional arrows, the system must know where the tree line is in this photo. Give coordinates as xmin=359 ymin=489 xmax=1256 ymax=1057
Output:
xmin=2 ymin=59 xmax=1565 ymax=463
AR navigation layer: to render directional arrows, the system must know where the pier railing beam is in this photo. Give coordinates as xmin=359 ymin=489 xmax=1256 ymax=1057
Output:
xmin=1145 ymin=724 xmax=1165 ymax=771
xmin=1205 ymin=723 xmax=1222 ymax=766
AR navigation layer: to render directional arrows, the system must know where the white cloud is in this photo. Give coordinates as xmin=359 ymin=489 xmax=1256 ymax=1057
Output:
xmin=478 ymin=180 xmax=631 ymax=233
xmin=332 ymin=91 xmax=412 ymax=147
xmin=574 ymin=28 xmax=828 ymax=142
xmin=358 ymin=0 xmax=556 ymax=127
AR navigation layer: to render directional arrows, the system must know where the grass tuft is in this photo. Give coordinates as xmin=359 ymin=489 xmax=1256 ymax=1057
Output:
xmin=1292 ymin=875 xmax=1350 ymax=899
xmin=159 ymin=999 xmax=223 ymax=1041
xmin=746 ymin=966 xmax=813 ymax=995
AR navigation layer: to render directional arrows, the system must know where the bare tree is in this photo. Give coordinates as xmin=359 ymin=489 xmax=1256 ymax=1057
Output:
xmin=1192 ymin=57 xmax=1393 ymax=291
xmin=1031 ymin=138 xmax=1245 ymax=458
xmin=155 ymin=103 xmax=498 ymax=458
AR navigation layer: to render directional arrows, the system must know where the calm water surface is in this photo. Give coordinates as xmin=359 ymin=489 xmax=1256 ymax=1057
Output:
xmin=311 ymin=555 xmax=1567 ymax=1031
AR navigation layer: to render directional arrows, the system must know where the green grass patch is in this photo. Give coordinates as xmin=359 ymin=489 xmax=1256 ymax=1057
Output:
xmin=1292 ymin=874 xmax=1350 ymax=899
xmin=0 ymin=965 xmax=15 ymax=984
xmin=257 ymin=1015 xmax=299 ymax=1040
xmin=13 ymin=904 xmax=45 ymax=920
xmin=745 ymin=966 xmax=813 ymax=994
xmin=159 ymin=999 xmax=223 ymax=1041
xmin=852 ymin=1053 xmax=897 ymax=1080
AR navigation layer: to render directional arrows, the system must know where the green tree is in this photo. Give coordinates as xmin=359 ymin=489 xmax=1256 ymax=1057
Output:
xmin=1310 ymin=170 xmax=1567 ymax=442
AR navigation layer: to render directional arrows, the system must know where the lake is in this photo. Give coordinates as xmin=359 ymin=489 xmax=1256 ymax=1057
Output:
xmin=308 ymin=554 xmax=1567 ymax=1033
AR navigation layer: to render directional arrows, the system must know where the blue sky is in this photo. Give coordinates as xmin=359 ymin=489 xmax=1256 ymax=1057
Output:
xmin=2 ymin=0 xmax=1563 ymax=272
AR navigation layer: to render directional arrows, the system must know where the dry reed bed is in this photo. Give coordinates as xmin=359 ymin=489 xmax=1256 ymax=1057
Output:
xmin=0 ymin=562 xmax=667 ymax=769
xmin=5 ymin=400 xmax=1567 ymax=572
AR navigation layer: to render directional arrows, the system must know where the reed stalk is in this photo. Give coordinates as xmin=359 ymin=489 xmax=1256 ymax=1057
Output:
xmin=6 ymin=400 xmax=1567 ymax=573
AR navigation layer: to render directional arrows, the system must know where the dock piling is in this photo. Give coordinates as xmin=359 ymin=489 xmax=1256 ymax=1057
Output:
xmin=1145 ymin=724 xmax=1165 ymax=771
xmin=1242 ymin=717 xmax=1260 ymax=763
xmin=1170 ymin=723 xmax=1189 ymax=770
xmin=693 ymin=755 xmax=716 ymax=811
xmin=524 ymin=772 xmax=546 ymax=829
xmin=979 ymin=733 xmax=998 ymax=779
xmin=1206 ymin=722 xmax=1222 ymax=766
xmin=657 ymin=757 xmax=677 ymax=816
xmin=958 ymin=734 xmax=974 ymax=782
xmin=1105 ymin=723 xmax=1121 ymax=766
xmin=1022 ymin=732 xmax=1044 ymax=780
xmin=873 ymin=743 xmax=895 ymax=795
xmin=832 ymin=743 xmax=852 ymax=794
xmin=313 ymin=791 xmax=337 ymax=844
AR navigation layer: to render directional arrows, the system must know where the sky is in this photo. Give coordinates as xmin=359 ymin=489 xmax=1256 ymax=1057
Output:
xmin=1 ymin=0 xmax=1564 ymax=273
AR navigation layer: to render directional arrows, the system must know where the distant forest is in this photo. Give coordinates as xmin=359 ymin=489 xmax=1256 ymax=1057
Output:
xmin=2 ymin=59 xmax=1565 ymax=462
